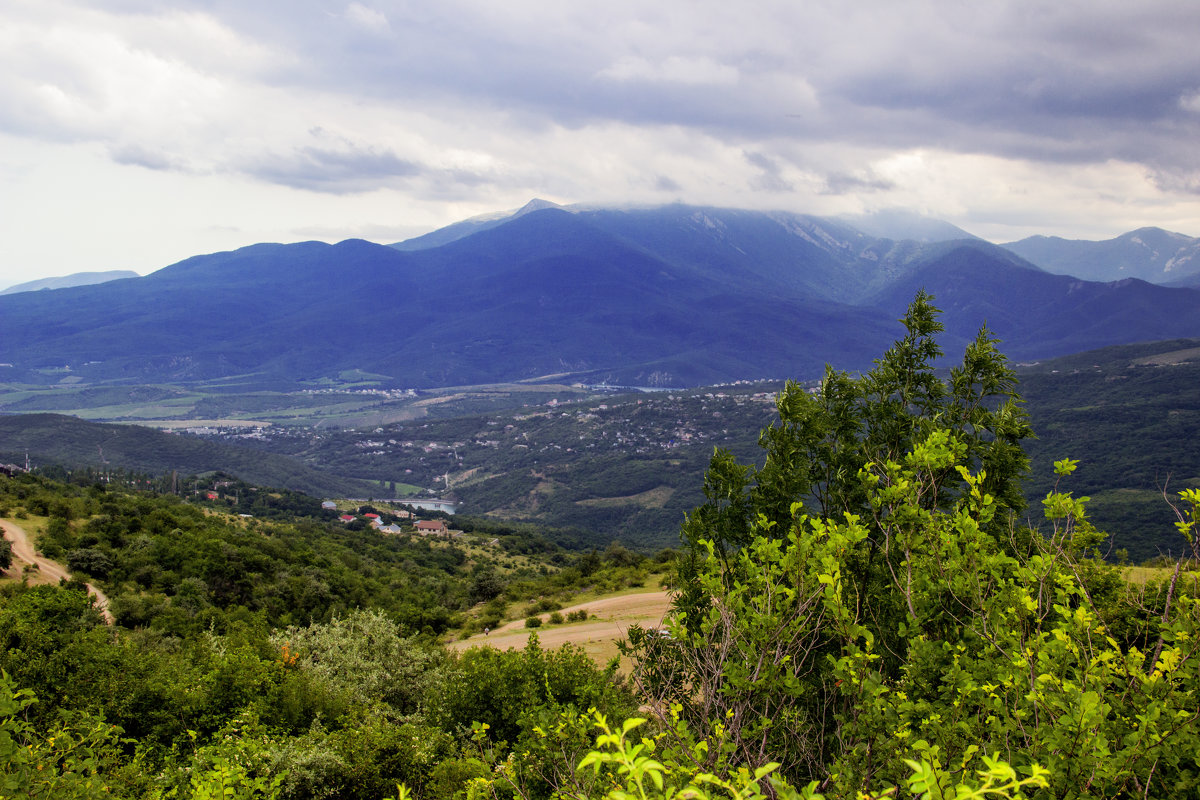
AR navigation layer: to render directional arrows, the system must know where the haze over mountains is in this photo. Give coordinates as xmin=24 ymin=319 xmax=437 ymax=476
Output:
xmin=2 ymin=202 xmax=1199 ymax=390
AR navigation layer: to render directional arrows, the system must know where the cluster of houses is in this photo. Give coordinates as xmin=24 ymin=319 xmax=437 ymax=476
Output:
xmin=322 ymin=501 xmax=460 ymax=538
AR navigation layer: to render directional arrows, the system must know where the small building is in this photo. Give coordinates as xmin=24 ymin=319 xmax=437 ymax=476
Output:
xmin=339 ymin=514 xmax=356 ymax=523
xmin=321 ymin=501 xmax=337 ymax=510
xmin=415 ymin=519 xmax=448 ymax=535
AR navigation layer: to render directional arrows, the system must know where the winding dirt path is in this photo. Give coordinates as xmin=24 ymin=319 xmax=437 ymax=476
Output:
xmin=1 ymin=519 xmax=114 ymax=624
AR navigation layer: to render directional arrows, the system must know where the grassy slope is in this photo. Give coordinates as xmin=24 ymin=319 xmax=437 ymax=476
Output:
xmin=448 ymin=582 xmax=671 ymax=670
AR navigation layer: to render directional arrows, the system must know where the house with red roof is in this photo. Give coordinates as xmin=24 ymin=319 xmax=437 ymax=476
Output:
xmin=414 ymin=519 xmax=448 ymax=536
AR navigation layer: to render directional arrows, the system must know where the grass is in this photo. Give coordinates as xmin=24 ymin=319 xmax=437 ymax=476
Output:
xmin=5 ymin=514 xmax=50 ymax=540
xmin=1132 ymin=346 xmax=1200 ymax=366
xmin=567 ymin=571 xmax=668 ymax=605
xmin=576 ymin=486 xmax=675 ymax=509
xmin=1124 ymin=564 xmax=1200 ymax=592
xmin=449 ymin=581 xmax=673 ymax=672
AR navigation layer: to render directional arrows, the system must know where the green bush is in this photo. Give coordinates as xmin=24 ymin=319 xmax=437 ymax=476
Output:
xmin=524 ymin=615 xmax=542 ymax=628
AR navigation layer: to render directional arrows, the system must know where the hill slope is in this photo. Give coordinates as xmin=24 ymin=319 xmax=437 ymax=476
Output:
xmin=0 ymin=413 xmax=376 ymax=498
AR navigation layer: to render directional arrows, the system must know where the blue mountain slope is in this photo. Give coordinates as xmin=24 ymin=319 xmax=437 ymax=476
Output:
xmin=2 ymin=206 xmax=1199 ymax=389
xmin=0 ymin=209 xmax=902 ymax=387
xmin=870 ymin=244 xmax=1200 ymax=360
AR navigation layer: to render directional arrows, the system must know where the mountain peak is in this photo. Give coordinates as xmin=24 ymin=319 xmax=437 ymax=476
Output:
xmin=514 ymin=198 xmax=564 ymax=217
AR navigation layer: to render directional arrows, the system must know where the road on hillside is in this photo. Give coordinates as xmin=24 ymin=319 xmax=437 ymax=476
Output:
xmin=447 ymin=589 xmax=672 ymax=666
xmin=1 ymin=519 xmax=114 ymax=624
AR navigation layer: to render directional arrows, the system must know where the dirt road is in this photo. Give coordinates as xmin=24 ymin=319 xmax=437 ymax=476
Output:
xmin=447 ymin=589 xmax=672 ymax=667
xmin=1 ymin=518 xmax=114 ymax=624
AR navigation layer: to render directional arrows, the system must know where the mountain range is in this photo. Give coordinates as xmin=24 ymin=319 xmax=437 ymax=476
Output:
xmin=1003 ymin=227 xmax=1200 ymax=286
xmin=2 ymin=203 xmax=1199 ymax=389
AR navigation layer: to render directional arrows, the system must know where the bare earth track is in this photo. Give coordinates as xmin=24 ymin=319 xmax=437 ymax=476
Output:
xmin=448 ymin=590 xmax=672 ymax=668
xmin=1 ymin=518 xmax=113 ymax=624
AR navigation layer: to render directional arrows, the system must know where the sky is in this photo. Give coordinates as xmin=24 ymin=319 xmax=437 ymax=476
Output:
xmin=3 ymin=0 xmax=1200 ymax=289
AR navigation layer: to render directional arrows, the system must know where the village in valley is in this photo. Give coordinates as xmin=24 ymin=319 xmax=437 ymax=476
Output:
xmin=325 ymin=502 xmax=467 ymax=540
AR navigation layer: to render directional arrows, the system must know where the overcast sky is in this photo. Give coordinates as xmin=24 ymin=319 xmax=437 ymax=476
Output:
xmin=3 ymin=0 xmax=1200 ymax=288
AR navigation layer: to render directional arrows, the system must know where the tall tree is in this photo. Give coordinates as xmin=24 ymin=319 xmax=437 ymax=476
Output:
xmin=628 ymin=294 xmax=1199 ymax=798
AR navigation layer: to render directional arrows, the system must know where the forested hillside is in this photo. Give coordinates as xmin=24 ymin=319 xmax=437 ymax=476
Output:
xmin=1019 ymin=339 xmax=1200 ymax=562
xmin=0 ymin=413 xmax=378 ymax=499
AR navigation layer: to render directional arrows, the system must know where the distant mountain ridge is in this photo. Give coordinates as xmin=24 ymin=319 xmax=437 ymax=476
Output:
xmin=1003 ymin=227 xmax=1200 ymax=286
xmin=2 ymin=203 xmax=1200 ymax=389
xmin=1 ymin=269 xmax=139 ymax=295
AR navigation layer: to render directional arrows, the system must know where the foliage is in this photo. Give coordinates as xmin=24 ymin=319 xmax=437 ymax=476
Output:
xmin=562 ymin=712 xmax=1047 ymax=800
xmin=271 ymin=609 xmax=448 ymax=719
xmin=428 ymin=636 xmax=636 ymax=799
xmin=0 ymin=671 xmax=129 ymax=800
xmin=627 ymin=296 xmax=1200 ymax=798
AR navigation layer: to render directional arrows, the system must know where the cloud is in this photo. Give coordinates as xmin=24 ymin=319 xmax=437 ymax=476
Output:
xmin=109 ymin=143 xmax=191 ymax=172
xmin=6 ymin=0 xmax=1200 ymax=287
xmin=245 ymin=142 xmax=424 ymax=193
xmin=344 ymin=2 xmax=391 ymax=35
xmin=744 ymin=151 xmax=792 ymax=192
xmin=654 ymin=175 xmax=682 ymax=192
xmin=821 ymin=170 xmax=895 ymax=196
xmin=597 ymin=55 xmax=739 ymax=87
